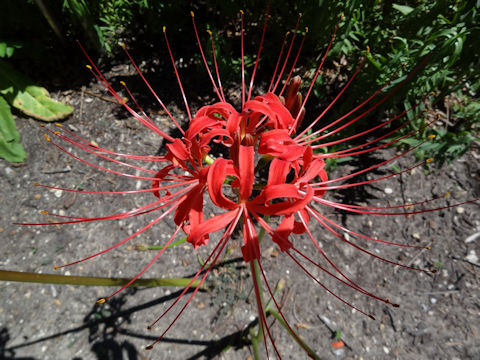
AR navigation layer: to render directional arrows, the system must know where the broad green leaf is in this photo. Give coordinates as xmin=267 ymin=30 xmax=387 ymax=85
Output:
xmin=0 ymin=41 xmax=21 ymax=58
xmin=0 ymin=97 xmax=26 ymax=162
xmin=392 ymin=4 xmax=414 ymax=15
xmin=0 ymin=60 xmax=73 ymax=121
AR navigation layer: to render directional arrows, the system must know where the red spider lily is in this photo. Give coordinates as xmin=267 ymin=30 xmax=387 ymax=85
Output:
xmin=20 ymin=6 xmax=478 ymax=359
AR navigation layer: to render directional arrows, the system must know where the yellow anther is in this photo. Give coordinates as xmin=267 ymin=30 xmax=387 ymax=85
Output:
xmin=53 ymin=265 xmax=59 ymax=270
xmin=34 ymin=182 xmax=40 ymax=186
xmin=299 ymin=13 xmax=303 ymax=17
xmin=436 ymin=114 xmax=441 ymax=119
xmin=429 ymin=91 xmax=436 ymax=95
xmin=120 ymin=43 xmax=126 ymax=48
xmin=96 ymin=298 xmax=106 ymax=305
xmin=207 ymin=29 xmax=212 ymax=36
xmin=120 ymin=80 xmax=126 ymax=86
xmin=426 ymin=158 xmax=433 ymax=163
xmin=55 ymin=123 xmax=63 ymax=127
xmin=444 ymin=192 xmax=450 ymax=198
xmin=39 ymin=123 xmax=45 ymax=127
xmin=54 ymin=131 xmax=60 ymax=135
xmin=428 ymin=134 xmax=436 ymax=140
xmin=340 ymin=13 xmax=345 ymax=19
xmin=86 ymin=65 xmax=92 ymax=70
xmin=240 ymin=9 xmax=244 ymax=15
xmin=305 ymin=27 xmax=309 ymax=33
xmin=286 ymin=31 xmax=290 ymax=36
xmin=190 ymin=11 xmax=194 ymax=17
xmin=44 ymin=134 xmax=50 ymax=142
xmin=366 ymin=45 xmax=370 ymax=53
xmin=163 ymin=26 xmax=166 ymax=33
xmin=425 ymin=245 xmax=431 ymax=250
xmin=40 ymin=210 xmax=48 ymax=215
xmin=122 ymin=97 xmax=128 ymax=103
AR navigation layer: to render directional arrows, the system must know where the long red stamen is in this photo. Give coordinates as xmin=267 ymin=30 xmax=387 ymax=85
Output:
xmin=240 ymin=10 xmax=246 ymax=107
xmin=247 ymin=2 xmax=270 ymax=101
xmin=257 ymin=258 xmax=314 ymax=356
xmin=207 ymin=29 xmax=226 ymax=102
xmin=271 ymin=14 xmax=302 ymax=93
xmin=286 ymin=250 xmax=375 ymax=319
xmin=289 ymin=14 xmax=343 ymax=134
xmin=145 ymin=209 xmax=242 ymax=349
xmin=51 ymin=197 xmax=183 ymax=269
xmin=297 ymin=210 xmax=379 ymax=296
xmin=51 ymin=124 xmax=166 ymax=162
xmin=313 ymin=159 xmax=429 ymax=191
xmin=309 ymin=208 xmax=436 ymax=273
xmin=296 ymin=59 xmax=403 ymax=141
xmin=43 ymin=134 xmax=166 ymax=181
xmin=77 ymin=42 xmax=175 ymax=142
xmin=18 ymin=184 xmax=195 ymax=227
xmin=278 ymin=27 xmax=308 ymax=97
xmin=191 ymin=11 xmax=224 ymax=102
xmin=120 ymin=45 xmax=185 ymax=134
xmin=163 ymin=27 xmax=192 ymax=123
xmin=314 ymin=196 xmax=478 ymax=216
xmin=267 ymin=31 xmax=289 ymax=93
xmin=314 ymin=135 xmax=436 ymax=186
xmin=291 ymin=246 xmax=396 ymax=306
xmin=33 ymin=179 xmax=196 ymax=196
xmin=119 ymin=80 xmax=156 ymax=127
xmin=47 ymin=128 xmax=158 ymax=174
xmin=304 ymin=102 xmax=423 ymax=148
xmin=99 ymin=226 xmax=183 ymax=302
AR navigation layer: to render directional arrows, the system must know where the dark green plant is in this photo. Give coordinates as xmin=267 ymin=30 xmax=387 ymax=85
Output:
xmin=0 ymin=41 xmax=74 ymax=162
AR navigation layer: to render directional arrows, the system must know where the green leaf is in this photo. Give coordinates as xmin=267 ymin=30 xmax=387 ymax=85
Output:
xmin=0 ymin=60 xmax=73 ymax=121
xmin=392 ymin=4 xmax=414 ymax=15
xmin=0 ymin=41 xmax=21 ymax=58
xmin=0 ymin=97 xmax=26 ymax=162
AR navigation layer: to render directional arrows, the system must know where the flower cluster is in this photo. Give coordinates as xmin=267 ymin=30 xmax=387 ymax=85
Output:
xmin=25 ymin=8 xmax=477 ymax=357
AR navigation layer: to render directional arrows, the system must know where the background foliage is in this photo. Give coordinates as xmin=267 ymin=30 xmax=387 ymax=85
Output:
xmin=1 ymin=0 xmax=478 ymax=163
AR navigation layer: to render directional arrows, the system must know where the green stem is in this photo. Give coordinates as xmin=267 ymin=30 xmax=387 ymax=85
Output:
xmin=267 ymin=309 xmax=321 ymax=360
xmin=253 ymin=259 xmax=266 ymax=340
xmin=0 ymin=270 xmax=203 ymax=289
xmin=249 ymin=214 xmax=321 ymax=359
xmin=250 ymin=326 xmax=261 ymax=360
xmin=136 ymin=237 xmax=187 ymax=251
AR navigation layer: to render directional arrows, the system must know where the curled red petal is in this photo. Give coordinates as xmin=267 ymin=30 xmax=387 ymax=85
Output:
xmin=166 ymin=139 xmax=189 ymax=161
xmin=152 ymin=165 xmax=175 ymax=198
xmin=187 ymin=210 xmax=239 ymax=248
xmin=271 ymin=215 xmax=294 ymax=251
xmin=250 ymin=185 xmax=314 ymax=216
xmin=267 ymin=158 xmax=291 ymax=186
xmin=258 ymin=129 xmax=305 ymax=161
xmin=207 ymin=158 xmax=238 ymax=210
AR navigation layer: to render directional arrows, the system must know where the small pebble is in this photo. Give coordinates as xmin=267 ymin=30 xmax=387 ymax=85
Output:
xmin=465 ymin=232 xmax=480 ymax=243
xmin=465 ymin=250 xmax=478 ymax=264
xmin=383 ymin=346 xmax=390 ymax=354
xmin=430 ymin=298 xmax=437 ymax=304
xmin=384 ymin=187 xmax=393 ymax=194
xmin=456 ymin=207 xmax=464 ymax=214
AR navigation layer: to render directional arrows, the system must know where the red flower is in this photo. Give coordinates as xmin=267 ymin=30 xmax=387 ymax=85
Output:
xmin=21 ymin=7 xmax=478 ymax=358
